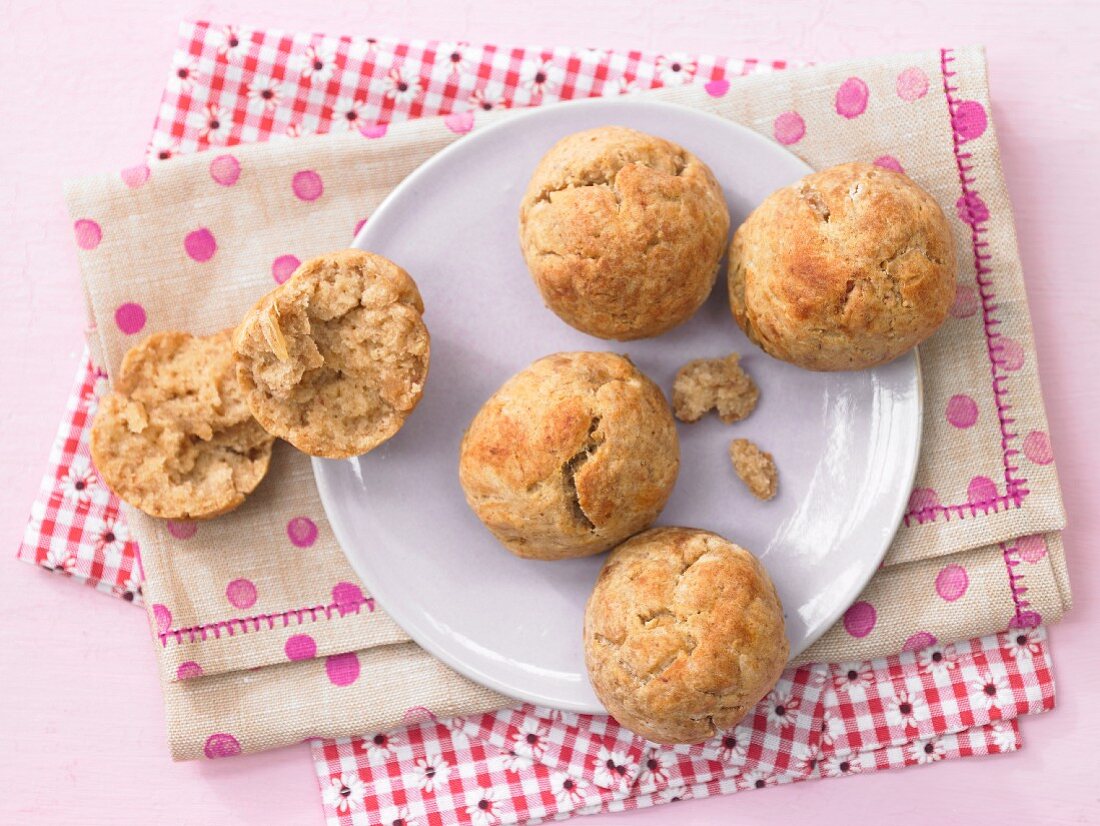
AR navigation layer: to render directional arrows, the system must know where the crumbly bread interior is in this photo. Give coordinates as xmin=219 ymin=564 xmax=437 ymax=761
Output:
xmin=90 ymin=329 xmax=274 ymax=520
xmin=234 ymin=250 xmax=430 ymax=459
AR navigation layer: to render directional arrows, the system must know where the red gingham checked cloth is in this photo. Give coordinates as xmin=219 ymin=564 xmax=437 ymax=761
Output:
xmin=16 ymin=19 xmax=1060 ymax=824
xmin=314 ymin=629 xmax=1052 ymax=824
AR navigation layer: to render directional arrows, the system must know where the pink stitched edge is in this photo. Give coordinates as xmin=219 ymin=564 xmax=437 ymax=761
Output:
xmin=902 ymin=48 xmax=1030 ymax=528
xmin=158 ymin=596 xmax=376 ymax=647
xmin=999 ymin=541 xmax=1035 ymax=628
xmin=904 ymin=491 xmax=1021 ymax=525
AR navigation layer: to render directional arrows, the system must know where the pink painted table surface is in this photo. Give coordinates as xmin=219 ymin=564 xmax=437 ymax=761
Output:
xmin=1 ymin=1 xmax=1097 ymax=823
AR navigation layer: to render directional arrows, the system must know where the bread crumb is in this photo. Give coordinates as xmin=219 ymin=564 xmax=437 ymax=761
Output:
xmin=672 ymin=354 xmax=759 ymax=423
xmin=729 ymin=438 xmax=777 ymax=501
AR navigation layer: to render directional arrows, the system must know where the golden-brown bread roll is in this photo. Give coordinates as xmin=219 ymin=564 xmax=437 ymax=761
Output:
xmin=519 ymin=126 xmax=730 ymax=340
xmin=458 ymin=352 xmax=679 ymax=560
xmin=584 ymin=527 xmax=788 ymax=744
xmin=728 ymin=162 xmax=956 ymax=371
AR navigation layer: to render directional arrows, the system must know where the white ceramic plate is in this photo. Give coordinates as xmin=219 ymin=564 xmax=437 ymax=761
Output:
xmin=314 ymin=98 xmax=922 ymax=713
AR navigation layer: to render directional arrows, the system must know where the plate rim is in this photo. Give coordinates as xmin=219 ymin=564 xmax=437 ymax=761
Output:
xmin=313 ymin=96 xmax=924 ymax=712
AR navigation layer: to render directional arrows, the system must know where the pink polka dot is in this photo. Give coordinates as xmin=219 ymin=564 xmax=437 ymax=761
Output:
xmin=704 ymin=79 xmax=730 ymax=97
xmin=287 ymin=517 xmax=318 ymax=547
xmin=873 ymin=155 xmax=904 ymax=173
xmin=945 ymin=394 xmax=978 ymax=428
xmin=285 ymin=634 xmax=317 ymax=661
xmin=955 ymin=192 xmax=989 ymax=226
xmin=835 ymin=77 xmax=869 ymax=118
xmin=166 ymin=520 xmax=197 ymax=539
xmin=272 ymin=254 xmax=300 ymax=284
xmin=354 ymin=218 xmax=368 ymax=236
xmin=843 ymin=601 xmax=876 ymax=638
xmin=967 ymin=475 xmax=998 ymax=505
xmin=184 ymin=228 xmax=217 ymax=262
xmin=773 ymin=111 xmax=805 ymax=145
xmin=74 ymin=219 xmax=102 ymax=250
xmin=402 ymin=706 xmax=438 ymax=724
xmin=121 ymin=164 xmax=151 ymax=188
xmin=1023 ymin=431 xmax=1053 ymax=465
xmin=209 ymin=154 xmax=241 ymax=186
xmin=1009 ymin=610 xmax=1042 ymax=629
xmin=953 ymin=100 xmax=988 ymax=141
xmin=152 ymin=603 xmax=172 ymax=634
xmin=444 ymin=111 xmax=475 ymax=134
xmin=114 ymin=302 xmax=147 ymax=335
xmin=332 ymin=581 xmax=365 ymax=615
xmin=225 ymin=578 xmax=257 ymax=609
xmin=177 ymin=661 xmax=203 ymax=680
xmin=203 ymin=733 xmax=241 ymax=759
xmin=908 ymin=487 xmax=940 ymax=513
xmin=935 ymin=564 xmax=969 ymax=601
xmin=902 ymin=631 xmax=937 ymax=652
xmin=950 ymin=285 xmax=979 ymax=318
xmin=325 ymin=652 xmax=360 ymax=686
xmin=292 ymin=170 xmax=324 ymax=201
xmin=896 ymin=67 xmax=929 ymax=102
xmin=359 ymin=123 xmax=388 ymax=138
xmin=1017 ymin=534 xmax=1048 ymax=564
xmin=998 ymin=337 xmax=1025 ymax=371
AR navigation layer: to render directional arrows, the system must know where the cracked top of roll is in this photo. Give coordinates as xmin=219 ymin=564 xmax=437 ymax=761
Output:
xmin=584 ymin=527 xmax=788 ymax=744
xmin=519 ymin=126 xmax=730 ymax=341
xmin=458 ymin=351 xmax=679 ymax=560
xmin=233 ymin=250 xmax=430 ymax=459
xmin=728 ymin=162 xmax=957 ymax=371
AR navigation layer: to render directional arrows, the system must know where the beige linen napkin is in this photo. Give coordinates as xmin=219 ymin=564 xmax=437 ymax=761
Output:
xmin=66 ymin=45 xmax=1068 ymax=760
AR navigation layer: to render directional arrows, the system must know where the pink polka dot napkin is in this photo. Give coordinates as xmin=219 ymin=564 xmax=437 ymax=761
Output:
xmin=23 ymin=21 xmax=1070 ymax=811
